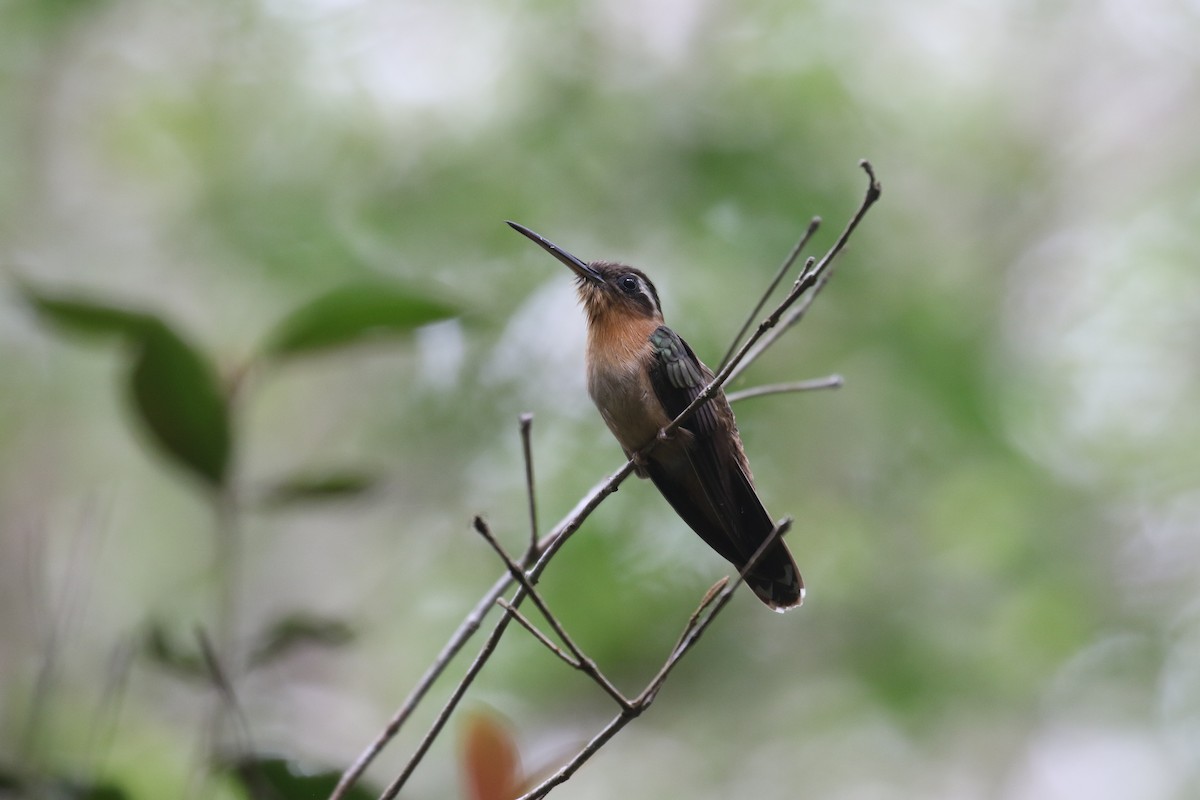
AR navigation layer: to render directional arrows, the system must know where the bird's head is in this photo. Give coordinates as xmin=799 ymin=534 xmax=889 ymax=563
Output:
xmin=508 ymin=221 xmax=663 ymax=325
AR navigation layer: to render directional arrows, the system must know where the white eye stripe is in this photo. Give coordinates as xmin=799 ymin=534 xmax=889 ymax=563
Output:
xmin=599 ymin=264 xmax=662 ymax=316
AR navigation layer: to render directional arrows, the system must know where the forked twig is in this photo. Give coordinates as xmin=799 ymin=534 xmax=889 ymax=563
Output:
xmin=476 ymin=517 xmax=631 ymax=709
xmin=496 ymin=599 xmax=575 ymax=667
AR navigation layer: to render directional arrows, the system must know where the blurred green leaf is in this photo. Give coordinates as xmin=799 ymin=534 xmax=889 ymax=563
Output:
xmin=20 ymin=284 xmax=157 ymax=340
xmin=248 ymin=613 xmax=355 ymax=668
xmin=262 ymin=282 xmax=458 ymax=358
xmin=127 ymin=321 xmax=231 ymax=487
xmin=226 ymin=755 xmax=375 ymax=800
xmin=20 ymin=282 xmax=232 ymax=488
xmin=259 ymin=469 xmax=379 ymax=508
xmin=141 ymin=622 xmax=208 ymax=682
xmin=63 ymin=781 xmax=131 ymax=800
xmin=0 ymin=767 xmax=21 ymax=790
xmin=15 ymin=0 xmax=103 ymax=29
xmin=0 ymin=775 xmax=132 ymax=800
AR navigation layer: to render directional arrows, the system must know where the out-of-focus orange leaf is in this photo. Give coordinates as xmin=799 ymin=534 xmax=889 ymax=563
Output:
xmin=460 ymin=708 xmax=522 ymax=800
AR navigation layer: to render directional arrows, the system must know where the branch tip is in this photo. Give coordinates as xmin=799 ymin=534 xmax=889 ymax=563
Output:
xmin=859 ymin=159 xmax=881 ymax=199
xmin=726 ymin=375 xmax=843 ymax=403
xmin=696 ymin=578 xmax=729 ymax=617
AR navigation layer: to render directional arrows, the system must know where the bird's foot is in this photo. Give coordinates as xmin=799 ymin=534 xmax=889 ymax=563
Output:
xmin=629 ymin=449 xmax=651 ymax=479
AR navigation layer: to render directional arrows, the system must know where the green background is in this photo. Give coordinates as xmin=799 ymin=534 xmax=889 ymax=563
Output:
xmin=2 ymin=0 xmax=1198 ymax=798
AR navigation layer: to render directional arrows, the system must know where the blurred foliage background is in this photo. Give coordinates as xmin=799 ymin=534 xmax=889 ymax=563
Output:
xmin=2 ymin=0 xmax=1199 ymax=798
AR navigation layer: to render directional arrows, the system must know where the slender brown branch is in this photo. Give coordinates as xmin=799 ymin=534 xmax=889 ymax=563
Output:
xmin=519 ymin=413 xmax=539 ymax=558
xmin=718 ymin=216 xmax=822 ymax=371
xmin=353 ymin=397 xmax=683 ymax=799
xmin=808 ymin=160 xmax=881 ymax=287
xmin=496 ymin=598 xmax=579 ymax=669
xmin=726 ymin=375 xmax=844 ymax=403
xmin=693 ymin=577 xmax=731 ymax=620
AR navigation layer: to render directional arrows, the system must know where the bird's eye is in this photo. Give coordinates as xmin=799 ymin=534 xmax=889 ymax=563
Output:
xmin=619 ymin=275 xmax=640 ymax=294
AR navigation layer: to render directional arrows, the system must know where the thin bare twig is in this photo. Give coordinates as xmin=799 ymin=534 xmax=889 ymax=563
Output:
xmin=726 ymin=375 xmax=844 ymax=403
xmin=692 ymin=577 xmax=731 ymax=621
xmin=496 ymin=598 xmax=578 ymax=668
xmin=719 ymin=216 xmax=822 ymax=371
xmin=519 ymin=413 xmax=539 ymax=558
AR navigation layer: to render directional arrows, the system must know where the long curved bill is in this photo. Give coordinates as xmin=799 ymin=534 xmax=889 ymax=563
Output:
xmin=506 ymin=221 xmax=603 ymax=283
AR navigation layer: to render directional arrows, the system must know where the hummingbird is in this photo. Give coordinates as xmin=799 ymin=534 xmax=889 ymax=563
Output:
xmin=508 ymin=221 xmax=804 ymax=611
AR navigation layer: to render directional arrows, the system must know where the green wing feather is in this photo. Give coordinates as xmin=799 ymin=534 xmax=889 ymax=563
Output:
xmin=645 ymin=325 xmax=803 ymax=609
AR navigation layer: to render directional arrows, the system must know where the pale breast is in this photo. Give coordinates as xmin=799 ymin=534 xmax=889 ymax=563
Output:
xmin=587 ymin=354 xmax=669 ymax=453
xmin=582 ymin=308 xmax=677 ymax=453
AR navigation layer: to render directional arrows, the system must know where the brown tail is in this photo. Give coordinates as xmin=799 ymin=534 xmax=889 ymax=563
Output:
xmin=646 ymin=451 xmax=804 ymax=611
xmin=743 ymin=539 xmax=804 ymax=611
